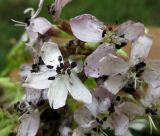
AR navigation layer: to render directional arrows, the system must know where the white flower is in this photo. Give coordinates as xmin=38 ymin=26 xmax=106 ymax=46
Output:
xmin=70 ymin=14 xmax=144 ymax=43
xmin=12 ymin=0 xmax=52 ymax=47
xmin=104 ymin=34 xmax=153 ymax=95
xmin=23 ymin=42 xmax=92 ymax=109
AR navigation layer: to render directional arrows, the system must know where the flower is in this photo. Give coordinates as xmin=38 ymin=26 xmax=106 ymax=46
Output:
xmin=101 ymin=34 xmax=157 ymax=97
xmin=12 ymin=0 xmax=52 ymax=47
xmin=23 ymin=42 xmax=92 ymax=109
xmin=73 ymin=95 xmax=144 ymax=136
xmin=71 ymin=14 xmax=145 ymax=78
xmin=70 ymin=14 xmax=144 ymax=43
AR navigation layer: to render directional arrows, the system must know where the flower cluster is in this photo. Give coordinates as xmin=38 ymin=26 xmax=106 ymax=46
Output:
xmin=13 ymin=0 xmax=160 ymax=136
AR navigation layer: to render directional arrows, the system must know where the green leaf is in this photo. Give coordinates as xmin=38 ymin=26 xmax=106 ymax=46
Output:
xmin=84 ymin=77 xmax=97 ymax=89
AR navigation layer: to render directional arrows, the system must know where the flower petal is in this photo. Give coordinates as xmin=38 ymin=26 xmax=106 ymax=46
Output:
xmin=99 ymin=54 xmax=129 ymax=76
xmin=65 ymin=73 xmax=92 ymax=104
xmin=40 ymin=42 xmax=63 ymax=68
xmin=26 ymin=30 xmax=38 ymax=47
xmin=104 ymin=74 xmax=127 ymax=94
xmin=142 ymin=59 xmax=160 ymax=88
xmin=59 ymin=126 xmax=73 ymax=136
xmin=74 ymin=107 xmax=95 ymax=128
xmin=29 ymin=17 xmax=52 ymax=35
xmin=24 ymin=70 xmax=56 ymax=89
xmin=85 ymin=96 xmax=99 ymax=117
xmin=17 ymin=110 xmax=40 ymax=136
xmin=130 ymin=35 xmax=152 ymax=66
xmin=20 ymin=64 xmax=32 ymax=82
xmin=53 ymin=0 xmax=72 ymax=19
xmin=115 ymin=20 xmax=144 ymax=41
xmin=25 ymin=88 xmax=42 ymax=105
xmin=103 ymin=112 xmax=129 ymax=136
xmin=70 ymin=14 xmax=106 ymax=42
xmin=72 ymin=127 xmax=92 ymax=136
xmin=141 ymin=85 xmax=160 ymax=107
xmin=84 ymin=44 xmax=116 ymax=77
xmin=48 ymin=76 xmax=68 ymax=109
xmin=98 ymin=97 xmax=111 ymax=113
xmin=116 ymin=102 xmax=145 ymax=119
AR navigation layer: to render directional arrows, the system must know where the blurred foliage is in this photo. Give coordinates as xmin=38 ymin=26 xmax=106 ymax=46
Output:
xmin=0 ymin=110 xmax=18 ymax=136
xmin=0 ymin=77 xmax=23 ymax=135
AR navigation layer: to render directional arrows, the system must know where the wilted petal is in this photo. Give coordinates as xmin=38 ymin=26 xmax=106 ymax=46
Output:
xmin=99 ymin=54 xmax=129 ymax=76
xmin=29 ymin=17 xmax=52 ymax=35
xmin=24 ymin=70 xmax=56 ymax=89
xmin=130 ymin=35 xmax=152 ymax=66
xmin=65 ymin=73 xmax=92 ymax=104
xmin=141 ymin=85 xmax=160 ymax=107
xmin=74 ymin=107 xmax=95 ymax=128
xmin=84 ymin=44 xmax=116 ymax=77
xmin=142 ymin=59 xmax=160 ymax=88
xmin=104 ymin=74 xmax=127 ymax=94
xmin=70 ymin=14 xmax=106 ymax=42
xmin=115 ymin=20 xmax=144 ymax=41
xmin=40 ymin=42 xmax=63 ymax=68
xmin=48 ymin=76 xmax=68 ymax=109
xmin=53 ymin=0 xmax=72 ymax=19
xmin=104 ymin=112 xmax=129 ymax=136
xmin=17 ymin=110 xmax=40 ymax=136
xmin=116 ymin=102 xmax=145 ymax=119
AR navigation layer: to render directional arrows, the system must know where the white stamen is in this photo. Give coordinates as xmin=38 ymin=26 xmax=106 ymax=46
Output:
xmin=31 ymin=0 xmax=44 ymax=19
xmin=24 ymin=8 xmax=35 ymax=17
xmin=11 ymin=19 xmax=26 ymax=26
